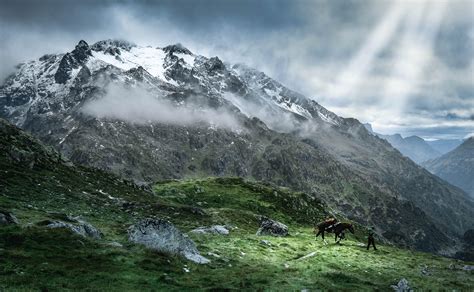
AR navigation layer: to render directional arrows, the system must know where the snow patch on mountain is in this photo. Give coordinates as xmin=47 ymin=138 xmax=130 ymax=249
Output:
xmin=175 ymin=53 xmax=196 ymax=67
xmin=92 ymin=47 xmax=168 ymax=81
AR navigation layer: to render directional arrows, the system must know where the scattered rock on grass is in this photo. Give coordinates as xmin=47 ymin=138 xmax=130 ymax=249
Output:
xmin=191 ymin=225 xmax=229 ymax=235
xmin=0 ymin=210 xmax=19 ymax=225
xmin=260 ymin=240 xmax=272 ymax=246
xmin=207 ymin=252 xmax=221 ymax=258
xmin=104 ymin=241 xmax=123 ymax=248
xmin=448 ymin=263 xmax=474 ymax=271
xmin=256 ymin=216 xmax=288 ymax=237
xmin=462 ymin=265 xmax=474 ymax=271
xmin=128 ymin=218 xmax=210 ymax=264
xmin=391 ymin=278 xmax=413 ymax=292
xmin=420 ymin=265 xmax=431 ymax=276
xmin=40 ymin=216 xmax=103 ymax=239
xmin=296 ymin=251 xmax=317 ymax=261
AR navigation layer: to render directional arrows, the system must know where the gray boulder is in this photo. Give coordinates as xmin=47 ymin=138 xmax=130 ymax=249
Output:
xmin=0 ymin=210 xmax=19 ymax=225
xmin=41 ymin=216 xmax=102 ymax=239
xmin=256 ymin=216 xmax=288 ymax=237
xmin=391 ymin=278 xmax=413 ymax=292
xmin=128 ymin=218 xmax=210 ymax=264
xmin=463 ymin=265 xmax=474 ymax=271
xmin=420 ymin=265 xmax=431 ymax=276
xmin=191 ymin=225 xmax=229 ymax=235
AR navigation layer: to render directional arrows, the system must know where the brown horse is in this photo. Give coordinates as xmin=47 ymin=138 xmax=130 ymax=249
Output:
xmin=314 ymin=218 xmax=338 ymax=244
xmin=332 ymin=222 xmax=355 ymax=243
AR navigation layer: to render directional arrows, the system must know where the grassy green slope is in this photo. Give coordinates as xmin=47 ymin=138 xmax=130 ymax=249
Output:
xmin=1 ymin=176 xmax=473 ymax=291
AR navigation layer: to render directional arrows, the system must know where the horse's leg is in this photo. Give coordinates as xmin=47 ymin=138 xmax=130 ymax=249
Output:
xmin=322 ymin=231 xmax=328 ymax=245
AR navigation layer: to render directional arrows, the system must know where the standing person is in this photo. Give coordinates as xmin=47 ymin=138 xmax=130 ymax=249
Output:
xmin=367 ymin=229 xmax=377 ymax=250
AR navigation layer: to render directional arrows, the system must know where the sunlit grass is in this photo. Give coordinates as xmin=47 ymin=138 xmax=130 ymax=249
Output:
xmin=0 ymin=177 xmax=472 ymax=290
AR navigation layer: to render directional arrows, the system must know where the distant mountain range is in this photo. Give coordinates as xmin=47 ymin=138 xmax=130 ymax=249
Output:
xmin=363 ymin=123 xmax=463 ymax=164
xmin=423 ymin=138 xmax=474 ymax=198
xmin=364 ymin=123 xmax=472 ymax=198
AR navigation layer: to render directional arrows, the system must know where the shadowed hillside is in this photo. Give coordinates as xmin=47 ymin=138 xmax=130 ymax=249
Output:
xmin=1 ymin=118 xmax=473 ymax=290
xmin=424 ymin=138 xmax=474 ymax=198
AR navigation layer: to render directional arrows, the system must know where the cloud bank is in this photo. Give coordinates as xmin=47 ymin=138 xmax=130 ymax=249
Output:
xmin=81 ymin=84 xmax=241 ymax=130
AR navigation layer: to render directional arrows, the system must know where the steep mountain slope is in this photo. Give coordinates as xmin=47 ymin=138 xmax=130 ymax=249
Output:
xmin=380 ymin=134 xmax=440 ymax=164
xmin=0 ymin=118 xmax=473 ymax=290
xmin=1 ymin=40 xmax=473 ymax=254
xmin=423 ymin=138 xmax=474 ymax=198
xmin=428 ymin=139 xmax=464 ymax=154
xmin=364 ymin=124 xmax=441 ymax=164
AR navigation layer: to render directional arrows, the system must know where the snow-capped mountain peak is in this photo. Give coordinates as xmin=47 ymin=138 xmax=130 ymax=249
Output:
xmin=1 ymin=39 xmax=344 ymax=131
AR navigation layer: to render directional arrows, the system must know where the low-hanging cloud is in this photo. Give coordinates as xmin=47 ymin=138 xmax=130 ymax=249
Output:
xmin=81 ymin=84 xmax=242 ymax=130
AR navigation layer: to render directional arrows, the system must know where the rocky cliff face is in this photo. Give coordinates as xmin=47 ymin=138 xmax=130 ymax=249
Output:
xmin=424 ymin=138 xmax=474 ymax=198
xmin=1 ymin=40 xmax=473 ymax=254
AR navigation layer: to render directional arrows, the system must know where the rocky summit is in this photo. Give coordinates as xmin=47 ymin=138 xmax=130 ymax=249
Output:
xmin=1 ymin=39 xmax=473 ymax=256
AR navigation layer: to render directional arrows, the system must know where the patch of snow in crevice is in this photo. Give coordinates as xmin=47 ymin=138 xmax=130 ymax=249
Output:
xmin=317 ymin=111 xmax=339 ymax=125
xmin=59 ymin=126 xmax=77 ymax=145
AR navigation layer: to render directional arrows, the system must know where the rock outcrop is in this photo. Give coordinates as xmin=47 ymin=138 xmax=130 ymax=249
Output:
xmin=54 ymin=40 xmax=92 ymax=83
xmin=191 ymin=225 xmax=229 ymax=235
xmin=256 ymin=216 xmax=288 ymax=237
xmin=128 ymin=218 xmax=210 ymax=264
xmin=38 ymin=216 xmax=102 ymax=239
xmin=0 ymin=210 xmax=19 ymax=225
xmin=391 ymin=278 xmax=413 ymax=292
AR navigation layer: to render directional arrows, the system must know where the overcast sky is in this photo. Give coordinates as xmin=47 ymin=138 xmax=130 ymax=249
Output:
xmin=1 ymin=0 xmax=473 ymax=139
